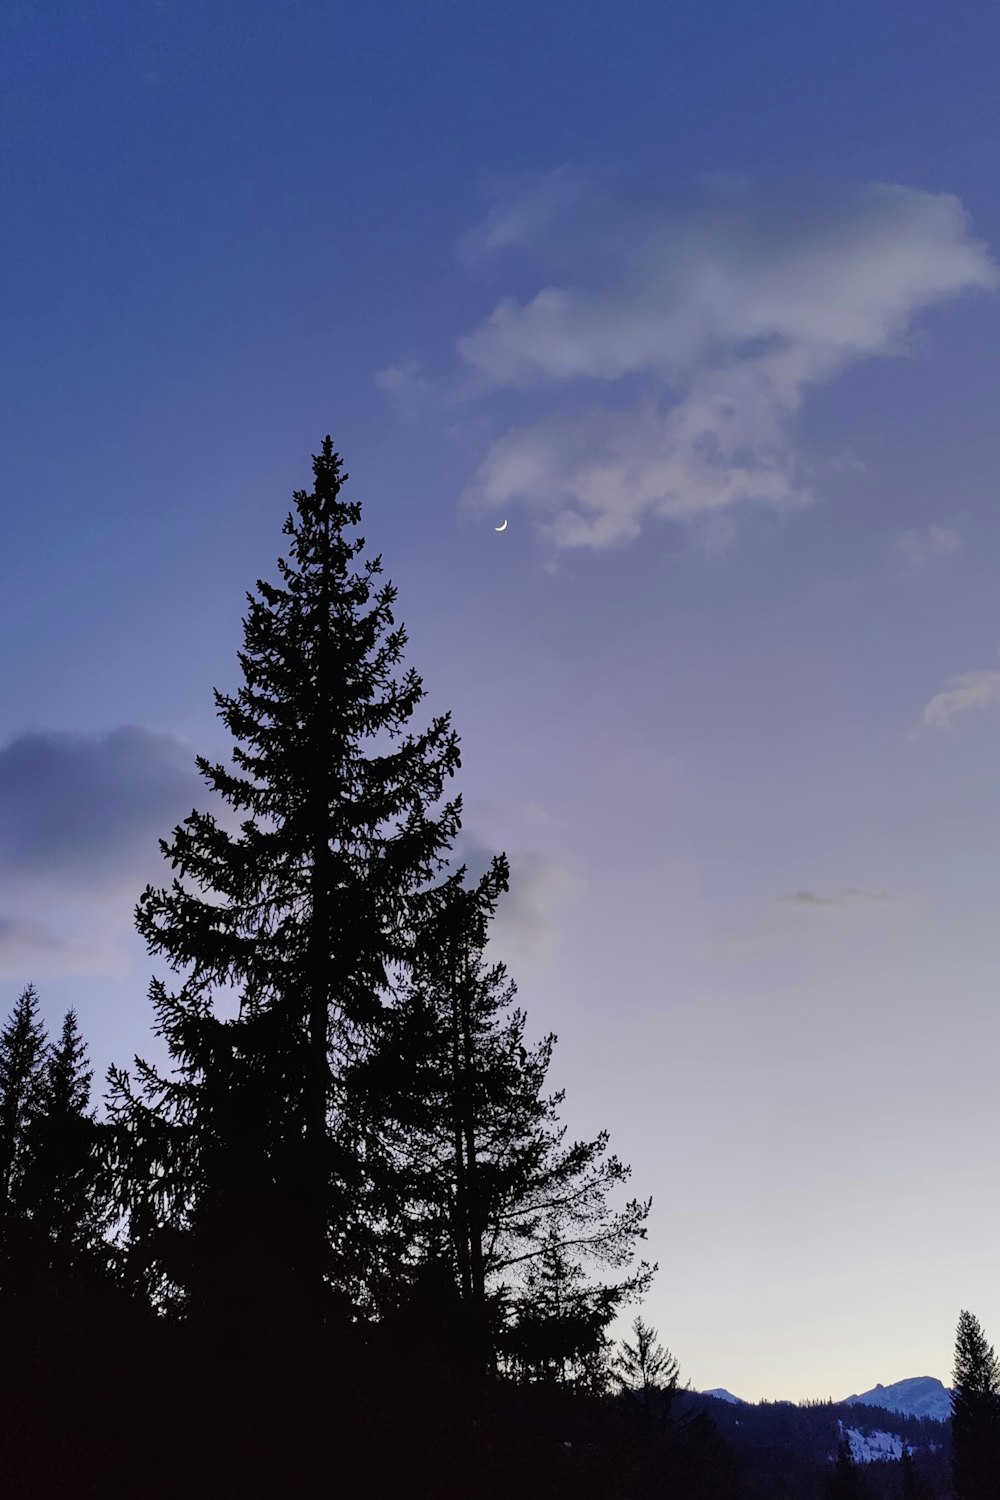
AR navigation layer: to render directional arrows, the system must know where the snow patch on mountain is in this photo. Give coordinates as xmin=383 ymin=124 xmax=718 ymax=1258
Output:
xmin=838 ymin=1423 xmax=904 ymax=1464
xmin=701 ymin=1388 xmax=745 ymax=1405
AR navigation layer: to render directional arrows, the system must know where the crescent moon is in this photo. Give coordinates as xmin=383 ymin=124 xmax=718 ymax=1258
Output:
xmin=494 ymin=519 xmax=508 ymax=532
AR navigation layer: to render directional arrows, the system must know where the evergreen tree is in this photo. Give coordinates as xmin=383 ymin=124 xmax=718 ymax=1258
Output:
xmin=372 ymin=857 xmax=514 ymax=1352
xmin=614 ymin=1315 xmax=681 ymax=1419
xmin=349 ymin=856 xmax=654 ymax=1377
xmin=0 ymin=983 xmax=48 ymax=1298
xmin=498 ymin=1219 xmax=640 ymax=1389
xmin=106 ymin=438 xmax=462 ymax=1338
xmin=657 ymin=1400 xmax=741 ymax=1500
xmin=0 ymin=985 xmax=47 ymax=1212
xmin=952 ymin=1308 xmax=1000 ymax=1500
xmin=899 ymin=1444 xmax=919 ymax=1500
xmin=21 ymin=1008 xmax=108 ymax=1277
xmin=826 ymin=1436 xmax=865 ymax=1500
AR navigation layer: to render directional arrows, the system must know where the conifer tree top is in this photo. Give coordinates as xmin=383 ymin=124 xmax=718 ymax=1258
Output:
xmin=135 ymin=436 xmax=462 ymax=1006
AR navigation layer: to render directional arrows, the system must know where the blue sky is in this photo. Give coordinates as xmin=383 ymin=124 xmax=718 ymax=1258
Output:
xmin=4 ymin=0 xmax=1000 ymax=1400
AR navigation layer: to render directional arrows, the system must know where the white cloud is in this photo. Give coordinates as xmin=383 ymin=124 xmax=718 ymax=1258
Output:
xmin=920 ymin=664 xmax=1000 ymax=731
xmin=455 ymin=174 xmax=997 ymax=549
xmin=896 ymin=523 xmax=961 ymax=571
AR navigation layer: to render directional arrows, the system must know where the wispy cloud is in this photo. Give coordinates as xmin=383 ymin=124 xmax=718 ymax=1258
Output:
xmin=452 ymin=802 xmax=584 ymax=967
xmin=373 ymin=360 xmax=440 ymax=425
xmin=717 ymin=884 xmax=898 ymax=959
xmin=375 ymin=361 xmax=424 ymax=394
xmin=0 ymin=914 xmax=126 ymax=979
xmin=776 ymin=887 xmax=889 ymax=908
xmin=920 ymin=662 xmax=1000 ymax=731
xmin=490 ymin=851 xmax=584 ymax=965
xmin=450 ymin=172 xmax=996 ymax=549
xmin=895 ymin=523 xmax=961 ymax=572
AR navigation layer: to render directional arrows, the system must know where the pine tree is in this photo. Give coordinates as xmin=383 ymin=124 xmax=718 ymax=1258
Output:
xmin=348 ymin=858 xmax=513 ymax=1358
xmin=952 ymin=1309 xmax=1000 ymax=1500
xmin=497 ymin=1221 xmax=612 ymax=1386
xmin=899 ymin=1444 xmax=919 ymax=1500
xmin=106 ymin=438 xmax=462 ymax=1339
xmin=21 ymin=1009 xmax=107 ymax=1278
xmin=614 ymin=1315 xmax=681 ymax=1420
xmin=344 ymin=862 xmax=510 ymax=1314
xmin=826 ymin=1436 xmax=865 ymax=1499
xmin=657 ymin=1401 xmax=741 ymax=1500
xmin=0 ymin=983 xmax=49 ymax=1296
xmin=0 ymin=985 xmax=47 ymax=1213
xmin=349 ymin=856 xmax=654 ymax=1378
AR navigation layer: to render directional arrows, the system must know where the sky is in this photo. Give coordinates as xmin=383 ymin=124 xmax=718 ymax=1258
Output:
xmin=3 ymin=0 xmax=1000 ymax=1403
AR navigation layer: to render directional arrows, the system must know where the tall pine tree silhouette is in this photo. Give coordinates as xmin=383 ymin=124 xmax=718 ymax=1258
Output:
xmin=108 ymin=439 xmax=462 ymax=1344
xmin=952 ymin=1308 xmax=1000 ymax=1500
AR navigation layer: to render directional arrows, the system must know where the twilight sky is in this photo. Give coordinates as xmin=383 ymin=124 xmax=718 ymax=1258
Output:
xmin=4 ymin=0 xmax=1000 ymax=1402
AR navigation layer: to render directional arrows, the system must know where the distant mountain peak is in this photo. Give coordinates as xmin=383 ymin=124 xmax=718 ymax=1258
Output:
xmin=701 ymin=1388 xmax=745 ymax=1405
xmin=842 ymin=1375 xmax=951 ymax=1423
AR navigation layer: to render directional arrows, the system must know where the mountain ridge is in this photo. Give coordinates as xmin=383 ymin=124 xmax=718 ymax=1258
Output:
xmin=697 ymin=1374 xmax=951 ymax=1422
xmin=843 ymin=1376 xmax=951 ymax=1423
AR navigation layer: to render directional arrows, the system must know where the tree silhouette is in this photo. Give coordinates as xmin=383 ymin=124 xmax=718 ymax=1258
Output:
xmin=0 ymin=983 xmax=48 ymax=1297
xmin=0 ymin=984 xmax=47 ymax=1211
xmin=899 ymin=1443 xmax=920 ymax=1500
xmin=107 ymin=438 xmax=462 ymax=1344
xmin=349 ymin=854 xmax=654 ymax=1379
xmin=826 ymin=1435 xmax=866 ymax=1499
xmin=614 ymin=1315 xmax=681 ymax=1420
xmin=952 ymin=1308 xmax=1000 ymax=1500
xmin=498 ymin=1219 xmax=644 ymax=1389
xmin=345 ymin=856 xmax=513 ymax=1361
xmin=21 ymin=1008 xmax=108 ymax=1279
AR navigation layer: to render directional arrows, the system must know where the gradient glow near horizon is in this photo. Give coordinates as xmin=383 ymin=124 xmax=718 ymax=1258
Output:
xmin=4 ymin=0 xmax=1000 ymax=1404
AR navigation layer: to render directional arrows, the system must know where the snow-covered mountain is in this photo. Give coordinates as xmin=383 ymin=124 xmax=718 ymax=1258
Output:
xmin=842 ymin=1376 xmax=952 ymax=1423
xmin=700 ymin=1388 xmax=745 ymax=1405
